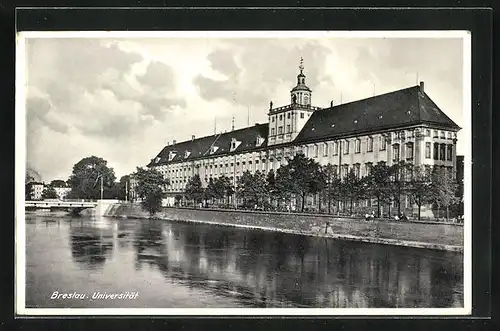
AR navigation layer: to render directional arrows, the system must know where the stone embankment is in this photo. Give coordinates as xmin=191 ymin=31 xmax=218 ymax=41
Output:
xmin=104 ymin=203 xmax=464 ymax=252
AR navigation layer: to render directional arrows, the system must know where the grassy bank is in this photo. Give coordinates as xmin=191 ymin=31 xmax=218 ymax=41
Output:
xmin=105 ymin=203 xmax=464 ymax=252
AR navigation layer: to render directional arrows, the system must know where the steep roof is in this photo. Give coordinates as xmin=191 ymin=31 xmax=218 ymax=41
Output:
xmin=148 ymin=123 xmax=269 ymax=166
xmin=294 ymin=85 xmax=461 ymax=144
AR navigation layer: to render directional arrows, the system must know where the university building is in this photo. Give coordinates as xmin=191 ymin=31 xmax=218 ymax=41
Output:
xmin=146 ymin=61 xmax=460 ymax=214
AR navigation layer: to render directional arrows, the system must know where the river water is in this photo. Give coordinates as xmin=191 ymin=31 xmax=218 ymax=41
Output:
xmin=25 ymin=214 xmax=463 ymax=309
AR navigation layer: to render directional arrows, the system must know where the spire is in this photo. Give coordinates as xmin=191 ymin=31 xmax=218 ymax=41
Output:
xmin=299 ymin=56 xmax=304 ymax=74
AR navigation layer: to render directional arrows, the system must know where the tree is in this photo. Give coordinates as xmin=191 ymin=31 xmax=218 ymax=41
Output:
xmin=387 ymin=161 xmax=411 ymax=216
xmin=214 ymin=176 xmax=234 ymax=206
xmin=365 ymin=163 xmax=392 ymax=217
xmin=266 ymin=169 xmax=277 ymax=207
xmin=67 ymin=156 xmax=116 ymax=200
xmin=321 ymin=164 xmax=341 ymax=214
xmin=114 ymin=175 xmax=131 ymax=201
xmin=204 ymin=178 xmax=217 ymax=205
xmin=275 ymin=153 xmax=323 ymax=212
xmin=407 ymin=166 xmax=433 ymax=220
xmin=185 ymin=174 xmax=204 ymax=207
xmin=236 ymin=170 xmax=267 ymax=208
xmin=42 ymin=185 xmax=58 ymax=199
xmin=134 ymin=167 xmax=169 ymax=216
xmin=340 ymin=169 xmax=365 ymax=215
xmin=431 ymin=167 xmax=460 ymax=220
xmin=50 ymin=179 xmax=67 ymax=187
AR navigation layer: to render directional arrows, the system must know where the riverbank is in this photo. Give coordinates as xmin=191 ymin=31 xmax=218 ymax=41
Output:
xmin=104 ymin=204 xmax=463 ymax=252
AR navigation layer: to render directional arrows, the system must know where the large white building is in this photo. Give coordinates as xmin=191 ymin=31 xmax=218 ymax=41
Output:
xmin=147 ymin=63 xmax=460 ymax=212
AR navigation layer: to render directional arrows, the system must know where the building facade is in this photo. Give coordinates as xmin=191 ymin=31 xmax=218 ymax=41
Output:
xmin=147 ymin=63 xmax=461 ymax=211
xmin=26 ymin=182 xmax=45 ymax=200
xmin=54 ymin=186 xmax=71 ymax=200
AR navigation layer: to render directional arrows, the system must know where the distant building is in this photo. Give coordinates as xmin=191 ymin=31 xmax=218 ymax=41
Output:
xmin=147 ymin=60 xmax=461 ymax=212
xmin=54 ymin=186 xmax=71 ymax=200
xmin=27 ymin=182 xmax=45 ymax=200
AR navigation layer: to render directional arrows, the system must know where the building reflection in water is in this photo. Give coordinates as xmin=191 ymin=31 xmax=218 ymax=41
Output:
xmin=129 ymin=220 xmax=463 ymax=308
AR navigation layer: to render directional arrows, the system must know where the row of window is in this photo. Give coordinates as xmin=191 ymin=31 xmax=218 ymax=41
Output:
xmin=160 ymin=138 xmax=455 ymax=177
xmin=425 ymin=142 xmax=454 ymax=161
xmin=394 ymin=129 xmax=456 ymax=140
xmin=270 ymin=125 xmax=292 ymax=136
xmin=270 ymin=111 xmax=306 ymax=123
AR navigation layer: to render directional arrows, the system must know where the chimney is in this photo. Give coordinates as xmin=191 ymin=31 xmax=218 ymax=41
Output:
xmin=191 ymin=135 xmax=195 ymax=141
xmin=167 ymin=142 xmax=170 ymax=146
xmin=330 ymin=100 xmax=334 ymax=107
xmin=419 ymin=81 xmax=424 ymax=92
xmin=173 ymin=140 xmax=176 ymax=145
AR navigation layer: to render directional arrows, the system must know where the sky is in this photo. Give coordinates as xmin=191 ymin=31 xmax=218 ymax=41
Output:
xmin=23 ymin=32 xmax=467 ymax=183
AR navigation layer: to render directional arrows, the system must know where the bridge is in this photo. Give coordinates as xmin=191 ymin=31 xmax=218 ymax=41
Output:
xmin=25 ymin=200 xmax=98 ymax=215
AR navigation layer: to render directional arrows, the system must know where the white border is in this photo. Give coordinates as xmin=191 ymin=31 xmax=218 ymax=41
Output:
xmin=15 ymin=30 xmax=472 ymax=316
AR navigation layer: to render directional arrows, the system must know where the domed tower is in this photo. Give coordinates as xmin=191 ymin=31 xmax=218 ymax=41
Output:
xmin=290 ymin=57 xmax=312 ymax=105
xmin=267 ymin=57 xmax=320 ymax=146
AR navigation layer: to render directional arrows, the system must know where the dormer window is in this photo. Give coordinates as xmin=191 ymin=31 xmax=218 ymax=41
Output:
xmin=256 ymin=135 xmax=264 ymax=146
xmin=230 ymin=138 xmax=241 ymax=152
xmin=155 ymin=157 xmax=161 ymax=164
xmin=168 ymin=151 xmax=177 ymax=161
xmin=210 ymin=146 xmax=219 ymax=155
xmin=184 ymin=150 xmax=191 ymax=159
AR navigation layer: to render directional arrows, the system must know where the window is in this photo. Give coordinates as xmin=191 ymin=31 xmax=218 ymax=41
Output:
xmin=440 ymin=144 xmax=446 ymax=161
xmin=300 ymin=112 xmax=304 ymax=119
xmin=393 ymin=144 xmax=400 ymax=161
xmin=272 ymin=116 xmax=275 ymax=122
xmin=324 ymin=143 xmax=328 ymax=156
xmin=425 ymin=142 xmax=431 ymax=158
xmin=433 ymin=130 xmax=438 ymax=138
xmin=365 ymin=163 xmax=373 ymax=176
xmin=342 ymin=165 xmax=349 ymax=178
xmin=256 ymin=160 xmax=259 ymax=164
xmin=406 ymin=142 xmax=414 ymax=160
xmin=305 ymin=145 xmax=309 ymax=156
xmin=367 ymin=137 xmax=373 ymax=152
xmin=433 ymin=143 xmax=439 ymax=160
xmin=314 ymin=145 xmax=319 ymax=157
xmin=426 ymin=129 xmax=431 ymax=137
xmin=380 ymin=136 xmax=387 ymax=151
xmin=448 ymin=132 xmax=453 ymax=140
xmin=333 ymin=141 xmax=339 ymax=155
xmin=287 ymin=112 xmax=291 ymax=119
xmin=343 ymin=141 xmax=349 ymax=154
xmin=355 ymin=139 xmax=361 ymax=153
xmin=278 ymin=126 xmax=283 ymax=134
xmin=447 ymin=145 xmax=453 ymax=161
xmin=271 ymin=128 xmax=275 ymax=136
xmin=440 ymin=131 xmax=446 ymax=139
xmin=286 ymin=124 xmax=291 ymax=133
xmin=354 ymin=164 xmax=361 ymax=178
xmin=279 ymin=114 xmax=283 ymax=121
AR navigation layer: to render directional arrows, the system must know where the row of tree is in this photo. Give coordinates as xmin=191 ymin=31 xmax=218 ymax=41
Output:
xmin=180 ymin=154 xmax=461 ymax=220
xmin=34 ymin=154 xmax=461 ymax=220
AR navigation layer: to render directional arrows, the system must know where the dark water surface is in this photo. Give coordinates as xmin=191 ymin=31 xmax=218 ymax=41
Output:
xmin=25 ymin=214 xmax=463 ymax=308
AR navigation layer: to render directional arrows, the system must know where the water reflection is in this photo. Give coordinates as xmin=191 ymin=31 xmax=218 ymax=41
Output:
xmin=69 ymin=221 xmax=114 ymax=269
xmin=26 ymin=216 xmax=463 ymax=308
xmin=128 ymin=221 xmax=463 ymax=308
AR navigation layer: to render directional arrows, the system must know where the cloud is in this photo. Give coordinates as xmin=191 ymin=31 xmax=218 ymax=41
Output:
xmin=193 ymin=39 xmax=332 ymax=108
